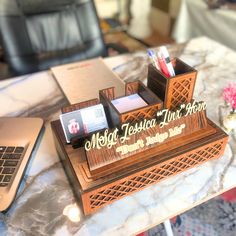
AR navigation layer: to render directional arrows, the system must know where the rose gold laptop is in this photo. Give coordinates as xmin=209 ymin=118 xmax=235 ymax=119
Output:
xmin=0 ymin=117 xmax=43 ymax=211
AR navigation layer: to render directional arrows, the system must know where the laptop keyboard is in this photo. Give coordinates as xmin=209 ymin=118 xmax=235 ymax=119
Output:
xmin=0 ymin=146 xmax=25 ymax=187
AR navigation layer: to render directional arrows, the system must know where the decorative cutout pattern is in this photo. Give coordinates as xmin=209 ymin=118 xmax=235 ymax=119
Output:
xmin=121 ymin=104 xmax=161 ymax=123
xmin=170 ymin=78 xmax=193 ymax=109
xmin=126 ymin=81 xmax=139 ymax=95
xmin=61 ymin=98 xmax=98 ymax=113
xmin=86 ymin=140 xmax=225 ymax=212
xmin=100 ymin=87 xmax=115 ymax=100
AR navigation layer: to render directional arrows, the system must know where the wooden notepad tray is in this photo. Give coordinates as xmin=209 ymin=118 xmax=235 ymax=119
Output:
xmin=99 ymin=80 xmax=163 ymax=127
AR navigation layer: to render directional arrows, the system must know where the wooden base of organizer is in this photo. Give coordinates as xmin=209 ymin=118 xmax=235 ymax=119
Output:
xmin=51 ymin=119 xmax=228 ymax=215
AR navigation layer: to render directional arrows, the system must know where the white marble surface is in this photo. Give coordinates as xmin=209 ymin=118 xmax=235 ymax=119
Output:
xmin=0 ymin=37 xmax=236 ymax=236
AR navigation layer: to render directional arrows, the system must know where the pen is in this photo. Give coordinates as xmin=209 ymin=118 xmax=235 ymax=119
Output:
xmin=157 ymin=51 xmax=171 ymax=78
xmin=159 ymin=46 xmax=175 ymax=77
xmin=147 ymin=49 xmax=160 ymax=70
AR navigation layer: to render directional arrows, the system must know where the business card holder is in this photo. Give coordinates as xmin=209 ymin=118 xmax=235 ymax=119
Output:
xmin=60 ymin=98 xmax=101 ymax=147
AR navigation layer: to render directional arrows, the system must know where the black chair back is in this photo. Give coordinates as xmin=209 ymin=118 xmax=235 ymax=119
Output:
xmin=0 ymin=0 xmax=107 ymax=75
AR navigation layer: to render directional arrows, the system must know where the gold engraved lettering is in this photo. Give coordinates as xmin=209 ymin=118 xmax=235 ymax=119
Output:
xmin=85 ymin=101 xmax=206 ymax=152
xmin=146 ymin=132 xmax=168 ymax=146
xmin=159 ymin=108 xmax=184 ymax=128
xmin=84 ymin=128 xmax=119 ymax=151
xmin=185 ymin=101 xmax=206 ymax=116
xmin=120 ymin=118 xmax=157 ymax=143
xmin=169 ymin=124 xmax=186 ymax=137
xmin=116 ymin=139 xmax=144 ymax=155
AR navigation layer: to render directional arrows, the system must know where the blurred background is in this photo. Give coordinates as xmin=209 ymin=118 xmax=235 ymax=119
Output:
xmin=1 ymin=0 xmax=236 ymax=80
xmin=95 ymin=0 xmax=236 ymax=51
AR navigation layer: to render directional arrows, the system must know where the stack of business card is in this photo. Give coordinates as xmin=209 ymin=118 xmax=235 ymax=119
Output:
xmin=60 ymin=104 xmax=108 ymax=143
xmin=111 ymin=93 xmax=148 ymax=113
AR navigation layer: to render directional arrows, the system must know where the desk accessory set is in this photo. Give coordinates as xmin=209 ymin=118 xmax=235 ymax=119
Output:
xmin=51 ymin=50 xmax=228 ymax=215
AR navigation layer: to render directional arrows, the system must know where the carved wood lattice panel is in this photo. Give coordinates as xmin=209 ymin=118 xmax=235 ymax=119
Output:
xmin=169 ymin=78 xmax=193 ymax=109
xmin=121 ymin=104 xmax=161 ymax=123
xmin=85 ymin=139 xmax=225 ymax=213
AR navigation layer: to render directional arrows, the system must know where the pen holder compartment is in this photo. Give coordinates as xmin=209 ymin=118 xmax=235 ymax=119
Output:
xmin=147 ymin=58 xmax=197 ymax=110
xmin=99 ymin=81 xmax=163 ymax=127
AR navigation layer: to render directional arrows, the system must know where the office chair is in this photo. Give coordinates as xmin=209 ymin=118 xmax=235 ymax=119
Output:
xmin=0 ymin=0 xmax=126 ymax=76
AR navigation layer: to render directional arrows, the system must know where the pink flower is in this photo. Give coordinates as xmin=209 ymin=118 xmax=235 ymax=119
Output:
xmin=232 ymin=93 xmax=236 ymax=110
xmin=223 ymin=83 xmax=236 ymax=110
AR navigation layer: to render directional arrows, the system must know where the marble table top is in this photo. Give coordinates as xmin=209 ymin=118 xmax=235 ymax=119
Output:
xmin=0 ymin=37 xmax=236 ymax=236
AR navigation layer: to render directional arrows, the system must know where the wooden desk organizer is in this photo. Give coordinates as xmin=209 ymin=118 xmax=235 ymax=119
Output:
xmin=51 ymin=61 xmax=228 ymax=215
xmin=147 ymin=58 xmax=197 ymax=109
xmin=99 ymin=81 xmax=163 ymax=127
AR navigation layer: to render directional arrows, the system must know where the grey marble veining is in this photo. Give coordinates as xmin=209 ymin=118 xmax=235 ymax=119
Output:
xmin=0 ymin=71 xmax=68 ymax=120
xmin=5 ymin=163 xmax=79 ymax=236
xmin=0 ymin=37 xmax=236 ymax=236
